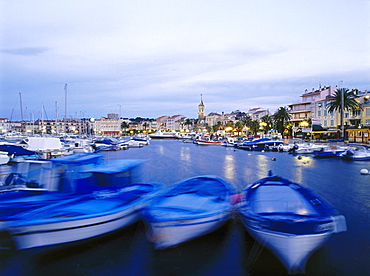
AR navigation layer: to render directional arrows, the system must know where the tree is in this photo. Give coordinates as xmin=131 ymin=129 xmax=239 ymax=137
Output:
xmin=184 ymin=118 xmax=193 ymax=130
xmin=260 ymin=115 xmax=273 ymax=133
xmin=250 ymin=120 xmax=260 ymax=135
xmin=326 ymin=88 xmax=360 ymax=137
xmin=142 ymin=122 xmax=149 ymax=131
xmin=234 ymin=121 xmax=244 ymax=134
xmin=273 ymin=107 xmax=291 ymax=134
xmin=121 ymin=121 xmax=129 ymax=130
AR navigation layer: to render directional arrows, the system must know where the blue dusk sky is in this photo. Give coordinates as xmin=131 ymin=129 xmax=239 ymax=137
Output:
xmin=1 ymin=0 xmax=369 ymax=121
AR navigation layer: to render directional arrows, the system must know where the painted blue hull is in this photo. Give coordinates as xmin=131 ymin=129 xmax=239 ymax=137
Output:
xmin=1 ymin=183 xmax=160 ymax=250
xmin=239 ymin=174 xmax=346 ymax=274
xmin=142 ymin=175 xmax=235 ymax=249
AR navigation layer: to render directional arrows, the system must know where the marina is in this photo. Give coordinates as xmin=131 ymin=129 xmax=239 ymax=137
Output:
xmin=0 ymin=139 xmax=369 ymax=275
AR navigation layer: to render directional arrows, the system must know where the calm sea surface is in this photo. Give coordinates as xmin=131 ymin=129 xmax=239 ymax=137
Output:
xmin=0 ymin=139 xmax=369 ymax=275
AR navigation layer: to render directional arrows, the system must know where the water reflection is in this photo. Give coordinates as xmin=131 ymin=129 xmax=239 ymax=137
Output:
xmin=255 ymin=154 xmax=269 ymax=179
xmin=180 ymin=146 xmax=190 ymax=162
xmin=223 ymin=154 xmax=235 ymax=181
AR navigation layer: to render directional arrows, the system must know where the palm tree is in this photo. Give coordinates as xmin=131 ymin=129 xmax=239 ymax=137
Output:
xmin=250 ymin=120 xmax=260 ymax=135
xmin=273 ymin=107 xmax=291 ymax=134
xmin=261 ymin=115 xmax=273 ymax=133
xmin=184 ymin=118 xmax=193 ymax=130
xmin=121 ymin=121 xmax=129 ymax=131
xmin=234 ymin=121 xmax=244 ymax=135
xmin=326 ymin=88 xmax=360 ymax=137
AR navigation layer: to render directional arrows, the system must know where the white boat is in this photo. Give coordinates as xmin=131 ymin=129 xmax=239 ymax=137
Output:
xmin=313 ymin=144 xmax=348 ymax=158
xmin=148 ymin=131 xmax=176 ymax=139
xmin=288 ymin=142 xmax=325 ymax=154
xmin=341 ymin=145 xmax=370 ymax=160
xmin=0 ymin=152 xmax=10 ymax=165
xmin=121 ymin=139 xmax=145 ymax=148
xmin=195 ymin=136 xmax=221 ymax=145
xmin=142 ymin=175 xmax=235 ymax=249
xmin=238 ymin=173 xmax=347 ymax=274
xmin=221 ymin=137 xmax=236 ymax=147
xmin=62 ymin=138 xmax=94 ymax=153
xmin=4 ymin=132 xmax=27 ymax=141
xmin=20 ymin=137 xmax=74 ymax=159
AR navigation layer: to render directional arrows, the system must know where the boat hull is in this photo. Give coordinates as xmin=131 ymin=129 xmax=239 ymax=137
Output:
xmin=238 ymin=174 xmax=346 ymax=274
xmin=196 ymin=140 xmax=221 ymax=145
xmin=240 ymin=216 xmax=331 ymax=275
xmin=146 ymin=211 xmax=231 ymax=249
xmin=143 ymin=175 xmax=235 ymax=249
xmin=8 ymin=207 xmax=140 ymax=250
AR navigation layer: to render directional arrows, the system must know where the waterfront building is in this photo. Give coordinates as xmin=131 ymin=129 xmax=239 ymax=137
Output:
xmin=0 ymin=118 xmax=11 ymax=133
xmin=166 ymin=115 xmax=187 ymax=131
xmin=315 ymin=96 xmax=339 ymax=129
xmin=206 ymin=112 xmax=222 ymax=127
xmin=93 ymin=116 xmax=123 ymax=135
xmin=360 ymin=92 xmax=370 ymax=127
xmin=247 ymin=107 xmax=270 ymax=120
xmin=289 ymin=86 xmax=336 ymax=135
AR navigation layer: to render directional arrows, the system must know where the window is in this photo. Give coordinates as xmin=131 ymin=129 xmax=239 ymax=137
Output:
xmin=366 ymin=108 xmax=370 ymax=116
xmin=330 ymin=120 xmax=334 ymax=126
xmin=324 ymin=120 xmax=327 ymax=126
xmin=318 ymin=110 xmax=321 ymax=116
xmin=324 ymin=110 xmax=327 ymax=116
xmin=318 ymin=103 xmax=322 ymax=107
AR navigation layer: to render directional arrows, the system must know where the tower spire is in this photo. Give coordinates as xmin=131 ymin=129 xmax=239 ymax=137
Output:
xmin=198 ymin=94 xmax=205 ymax=120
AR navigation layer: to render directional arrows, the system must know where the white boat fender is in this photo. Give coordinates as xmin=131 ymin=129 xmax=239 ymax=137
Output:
xmin=360 ymin=168 xmax=369 ymax=175
xmin=271 ymin=157 xmax=276 ymax=161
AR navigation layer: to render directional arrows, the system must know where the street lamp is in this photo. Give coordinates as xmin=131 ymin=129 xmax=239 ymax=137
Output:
xmin=300 ymin=120 xmax=310 ymax=140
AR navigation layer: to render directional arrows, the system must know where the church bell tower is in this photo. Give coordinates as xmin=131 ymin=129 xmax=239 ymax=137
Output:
xmin=198 ymin=94 xmax=205 ymax=121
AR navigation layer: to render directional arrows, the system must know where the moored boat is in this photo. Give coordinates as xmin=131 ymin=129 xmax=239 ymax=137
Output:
xmin=195 ymin=136 xmax=221 ymax=145
xmin=340 ymin=145 xmax=370 ymax=160
xmin=142 ymin=175 xmax=235 ymax=249
xmin=148 ymin=131 xmax=176 ymax=139
xmin=313 ymin=144 xmax=348 ymax=158
xmin=238 ymin=172 xmax=347 ymax=275
xmin=0 ymin=152 xmax=10 ymax=165
xmin=0 ymin=183 xmax=160 ymax=250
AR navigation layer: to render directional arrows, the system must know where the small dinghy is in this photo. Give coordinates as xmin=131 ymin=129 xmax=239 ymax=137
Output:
xmin=238 ymin=172 xmax=347 ymax=275
xmin=142 ymin=175 xmax=235 ymax=249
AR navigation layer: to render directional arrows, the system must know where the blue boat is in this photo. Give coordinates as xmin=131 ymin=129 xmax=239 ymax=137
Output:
xmin=0 ymin=153 xmax=103 ymax=219
xmin=238 ymin=173 xmax=347 ymax=275
xmin=236 ymin=138 xmax=283 ymax=151
xmin=0 ymin=158 xmax=161 ymax=250
xmin=313 ymin=145 xmax=348 ymax=158
xmin=1 ymin=183 xmax=160 ymax=250
xmin=142 ymin=175 xmax=235 ymax=249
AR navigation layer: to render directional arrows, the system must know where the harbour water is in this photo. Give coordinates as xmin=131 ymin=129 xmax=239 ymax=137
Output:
xmin=0 ymin=139 xmax=369 ymax=275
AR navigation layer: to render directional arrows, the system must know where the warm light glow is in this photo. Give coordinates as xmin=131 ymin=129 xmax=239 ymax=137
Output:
xmin=225 ymin=126 xmax=233 ymax=132
xmin=300 ymin=121 xmax=309 ymax=127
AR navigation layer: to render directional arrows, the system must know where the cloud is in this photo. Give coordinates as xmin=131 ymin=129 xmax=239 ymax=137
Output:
xmin=1 ymin=47 xmax=49 ymax=56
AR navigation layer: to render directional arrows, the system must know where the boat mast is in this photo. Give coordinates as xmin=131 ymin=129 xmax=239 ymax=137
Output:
xmin=19 ymin=92 xmax=24 ymax=133
xmin=64 ymin=83 xmax=67 ymax=134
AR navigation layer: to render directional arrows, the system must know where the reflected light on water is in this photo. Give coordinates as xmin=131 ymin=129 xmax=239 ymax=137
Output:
xmin=224 ymin=154 xmax=235 ymax=180
xmin=292 ymin=155 xmax=314 ymax=184
xmin=180 ymin=147 xmax=190 ymax=162
xmin=255 ymin=154 xmax=269 ymax=179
